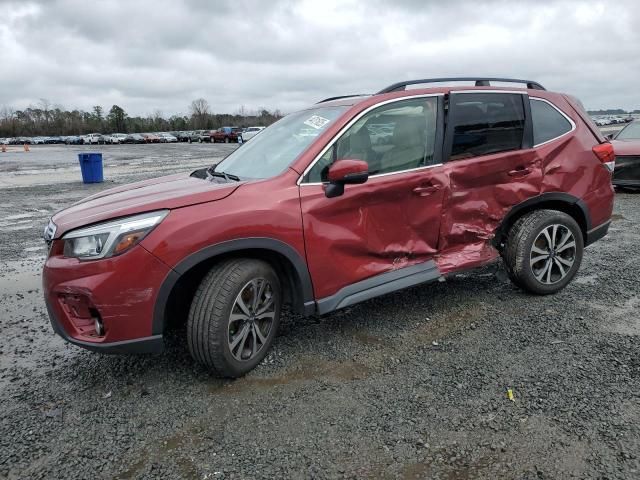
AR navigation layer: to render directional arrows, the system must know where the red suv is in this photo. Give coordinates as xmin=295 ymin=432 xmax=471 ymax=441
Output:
xmin=43 ymin=77 xmax=615 ymax=377
xmin=211 ymin=126 xmax=242 ymax=143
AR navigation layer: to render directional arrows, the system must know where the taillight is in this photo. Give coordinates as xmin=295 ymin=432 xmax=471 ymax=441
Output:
xmin=592 ymin=142 xmax=615 ymax=172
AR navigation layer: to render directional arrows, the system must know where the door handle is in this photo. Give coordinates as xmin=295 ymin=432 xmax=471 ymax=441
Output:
xmin=508 ymin=167 xmax=531 ymax=177
xmin=412 ymin=185 xmax=441 ymax=196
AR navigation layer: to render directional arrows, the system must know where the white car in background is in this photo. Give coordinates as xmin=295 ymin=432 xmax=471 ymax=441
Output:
xmin=83 ymin=133 xmax=104 ymax=144
xmin=241 ymin=126 xmax=265 ymax=141
xmin=157 ymin=132 xmax=178 ymax=143
xmin=106 ymin=133 xmax=128 ymax=144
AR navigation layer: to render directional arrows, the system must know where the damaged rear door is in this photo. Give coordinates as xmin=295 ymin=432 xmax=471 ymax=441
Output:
xmin=437 ymin=91 xmax=542 ymax=272
xmin=299 ymin=95 xmax=446 ymax=302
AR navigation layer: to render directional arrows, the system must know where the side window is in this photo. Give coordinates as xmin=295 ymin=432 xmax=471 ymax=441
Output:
xmin=531 ymin=99 xmax=573 ymax=145
xmin=305 ymin=97 xmax=438 ymax=183
xmin=448 ymin=93 xmax=525 ymax=160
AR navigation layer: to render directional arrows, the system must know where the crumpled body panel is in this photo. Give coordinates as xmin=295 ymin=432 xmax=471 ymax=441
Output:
xmin=300 ymin=168 xmax=447 ymax=299
xmin=435 ymin=149 xmax=543 ymax=272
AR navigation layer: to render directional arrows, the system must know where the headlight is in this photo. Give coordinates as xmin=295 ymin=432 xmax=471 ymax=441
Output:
xmin=62 ymin=210 xmax=168 ymax=260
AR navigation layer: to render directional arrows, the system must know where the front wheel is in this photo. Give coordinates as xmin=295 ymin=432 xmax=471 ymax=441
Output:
xmin=188 ymin=259 xmax=281 ymax=377
xmin=503 ymin=209 xmax=583 ymax=295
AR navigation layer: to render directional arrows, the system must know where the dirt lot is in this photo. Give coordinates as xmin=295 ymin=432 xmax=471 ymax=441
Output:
xmin=0 ymin=144 xmax=639 ymax=479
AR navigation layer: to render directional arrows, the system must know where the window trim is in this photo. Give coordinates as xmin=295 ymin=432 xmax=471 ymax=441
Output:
xmin=298 ymin=93 xmax=445 ymax=186
xmin=443 ymin=91 xmax=531 ymax=162
xmin=530 ymin=97 xmax=576 ymax=147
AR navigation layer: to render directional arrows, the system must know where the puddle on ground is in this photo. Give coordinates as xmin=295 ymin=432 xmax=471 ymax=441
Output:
xmin=352 ymin=330 xmax=383 ymax=345
xmin=209 ymin=359 xmax=370 ymax=395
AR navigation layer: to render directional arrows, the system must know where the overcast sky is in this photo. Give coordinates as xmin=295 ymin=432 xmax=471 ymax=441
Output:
xmin=1 ymin=0 xmax=638 ymax=117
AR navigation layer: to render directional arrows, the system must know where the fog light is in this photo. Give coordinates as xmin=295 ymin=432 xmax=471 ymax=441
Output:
xmin=94 ymin=317 xmax=105 ymax=336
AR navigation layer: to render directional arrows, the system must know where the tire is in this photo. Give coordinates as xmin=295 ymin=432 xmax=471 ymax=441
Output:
xmin=188 ymin=259 xmax=281 ymax=378
xmin=503 ymin=209 xmax=583 ymax=295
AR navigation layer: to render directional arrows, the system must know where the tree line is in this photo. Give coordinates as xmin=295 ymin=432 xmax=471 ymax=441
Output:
xmin=587 ymin=108 xmax=640 ymax=115
xmin=0 ymin=98 xmax=283 ymax=137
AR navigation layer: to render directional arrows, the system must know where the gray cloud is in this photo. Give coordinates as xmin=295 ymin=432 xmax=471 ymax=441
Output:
xmin=0 ymin=0 xmax=638 ymax=116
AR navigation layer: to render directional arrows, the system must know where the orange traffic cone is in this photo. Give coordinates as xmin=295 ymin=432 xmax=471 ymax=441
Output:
xmin=24 ymin=143 xmax=30 ymax=152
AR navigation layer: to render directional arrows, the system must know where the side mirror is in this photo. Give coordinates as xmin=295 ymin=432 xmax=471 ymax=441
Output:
xmin=324 ymin=159 xmax=369 ymax=198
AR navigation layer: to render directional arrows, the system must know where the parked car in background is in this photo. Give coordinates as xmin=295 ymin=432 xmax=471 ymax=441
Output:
xmin=198 ymin=130 xmax=215 ymax=143
xmin=42 ymin=77 xmax=615 ymax=378
xmin=241 ymin=126 xmax=265 ymax=141
xmin=157 ymin=133 xmax=178 ymax=143
xmin=142 ymin=133 xmax=161 ymax=143
xmin=184 ymin=130 xmax=203 ymax=143
xmin=106 ymin=133 xmax=128 ymax=144
xmin=0 ymin=138 xmax=9 ymax=145
xmin=32 ymin=137 xmax=46 ymax=144
xmin=212 ymin=126 xmax=242 ymax=143
xmin=609 ymin=120 xmax=640 ymax=189
xmin=83 ymin=133 xmax=105 ymax=145
xmin=171 ymin=131 xmax=190 ymax=142
xmin=65 ymin=136 xmax=84 ymax=145
xmin=123 ymin=134 xmax=146 ymax=144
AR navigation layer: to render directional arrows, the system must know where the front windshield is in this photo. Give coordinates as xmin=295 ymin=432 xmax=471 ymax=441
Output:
xmin=214 ymin=106 xmax=348 ymax=179
xmin=616 ymin=122 xmax=640 ymax=140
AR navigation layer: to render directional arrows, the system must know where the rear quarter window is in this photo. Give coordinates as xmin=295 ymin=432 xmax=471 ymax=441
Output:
xmin=531 ymin=98 xmax=573 ymax=145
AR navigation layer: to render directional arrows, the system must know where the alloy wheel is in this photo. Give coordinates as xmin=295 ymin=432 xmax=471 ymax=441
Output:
xmin=530 ymin=224 xmax=576 ymax=284
xmin=228 ymin=278 xmax=276 ymax=361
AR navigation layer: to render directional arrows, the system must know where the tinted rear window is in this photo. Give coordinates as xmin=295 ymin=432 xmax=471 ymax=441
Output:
xmin=449 ymin=93 xmax=525 ymax=160
xmin=531 ymin=99 xmax=573 ymax=145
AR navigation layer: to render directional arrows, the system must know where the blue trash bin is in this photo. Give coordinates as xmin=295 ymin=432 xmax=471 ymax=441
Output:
xmin=78 ymin=153 xmax=103 ymax=184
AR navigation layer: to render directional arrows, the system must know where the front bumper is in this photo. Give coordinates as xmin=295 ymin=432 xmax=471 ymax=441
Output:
xmin=46 ymin=300 xmax=164 ymax=353
xmin=43 ymin=243 xmax=171 ymax=354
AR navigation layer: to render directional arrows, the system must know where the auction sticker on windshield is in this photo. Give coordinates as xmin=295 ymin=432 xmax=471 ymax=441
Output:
xmin=304 ymin=115 xmax=331 ymax=130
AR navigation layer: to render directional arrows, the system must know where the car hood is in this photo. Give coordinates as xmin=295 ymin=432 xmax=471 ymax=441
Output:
xmin=611 ymin=139 xmax=640 ymax=156
xmin=51 ymin=172 xmax=241 ymax=238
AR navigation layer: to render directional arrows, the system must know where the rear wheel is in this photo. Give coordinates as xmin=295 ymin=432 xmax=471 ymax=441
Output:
xmin=188 ymin=259 xmax=281 ymax=377
xmin=503 ymin=209 xmax=583 ymax=295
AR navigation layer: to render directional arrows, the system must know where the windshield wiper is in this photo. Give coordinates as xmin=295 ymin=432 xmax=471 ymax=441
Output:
xmin=207 ymin=166 xmax=240 ymax=182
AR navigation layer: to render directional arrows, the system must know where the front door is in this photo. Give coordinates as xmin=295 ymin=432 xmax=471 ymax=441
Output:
xmin=299 ymin=95 xmax=447 ymax=302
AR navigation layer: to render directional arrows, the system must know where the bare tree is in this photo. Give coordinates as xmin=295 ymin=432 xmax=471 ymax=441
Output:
xmin=189 ymin=98 xmax=210 ymax=129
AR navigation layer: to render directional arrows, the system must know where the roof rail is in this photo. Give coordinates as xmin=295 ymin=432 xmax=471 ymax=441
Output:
xmin=316 ymin=94 xmax=370 ymax=104
xmin=377 ymin=77 xmax=546 ymax=94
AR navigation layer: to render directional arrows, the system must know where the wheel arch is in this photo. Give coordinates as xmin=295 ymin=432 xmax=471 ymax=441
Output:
xmin=152 ymin=238 xmax=315 ymax=335
xmin=493 ymin=192 xmax=591 ymax=250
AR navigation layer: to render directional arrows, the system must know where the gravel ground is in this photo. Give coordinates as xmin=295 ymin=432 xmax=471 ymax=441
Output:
xmin=0 ymin=144 xmax=639 ymax=479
